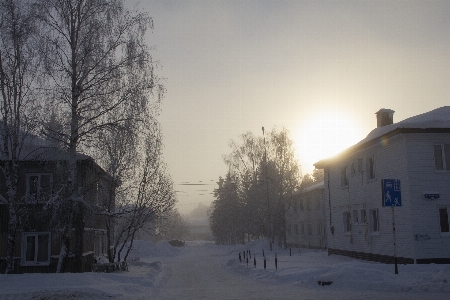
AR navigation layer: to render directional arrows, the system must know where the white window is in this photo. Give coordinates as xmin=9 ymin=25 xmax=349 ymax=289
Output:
xmin=21 ymin=232 xmax=51 ymax=266
xmin=307 ymin=224 xmax=312 ymax=236
xmin=353 ymin=210 xmax=359 ymax=224
xmin=293 ymin=200 xmax=298 ymax=213
xmin=366 ymin=156 xmax=375 ymax=180
xmin=357 ymin=158 xmax=363 ymax=174
xmin=26 ymin=173 xmax=53 ymax=202
xmin=300 ymin=223 xmax=305 ymax=236
xmin=341 ymin=166 xmax=349 ymax=187
xmin=351 ymin=162 xmax=356 ymax=176
xmin=343 ymin=211 xmax=351 ymax=232
xmin=369 ymin=209 xmax=379 ymax=232
xmin=439 ymin=206 xmax=450 ymax=233
xmin=360 ymin=209 xmax=367 ymax=224
xmin=294 ymin=224 xmax=299 ymax=236
xmin=94 ymin=231 xmax=107 ymax=257
xmin=434 ymin=144 xmax=450 ymax=171
xmin=317 ymin=223 xmax=323 ymax=237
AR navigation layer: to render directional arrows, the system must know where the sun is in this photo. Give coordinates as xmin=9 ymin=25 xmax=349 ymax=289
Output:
xmin=295 ymin=110 xmax=363 ymax=174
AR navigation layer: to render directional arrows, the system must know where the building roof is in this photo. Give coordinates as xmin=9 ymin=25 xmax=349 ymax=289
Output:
xmin=0 ymin=130 xmax=91 ymax=161
xmin=294 ymin=181 xmax=324 ymax=195
xmin=314 ymin=106 xmax=450 ymax=168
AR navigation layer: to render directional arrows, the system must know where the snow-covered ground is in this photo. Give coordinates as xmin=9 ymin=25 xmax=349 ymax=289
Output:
xmin=1 ymin=239 xmax=449 ymax=299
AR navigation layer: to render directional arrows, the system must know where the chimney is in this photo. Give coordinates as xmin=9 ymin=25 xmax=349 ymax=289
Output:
xmin=375 ymin=109 xmax=395 ymax=128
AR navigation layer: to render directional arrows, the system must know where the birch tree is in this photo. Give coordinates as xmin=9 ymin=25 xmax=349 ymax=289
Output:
xmin=0 ymin=0 xmax=40 ymax=274
xmin=36 ymin=0 xmax=158 ymax=272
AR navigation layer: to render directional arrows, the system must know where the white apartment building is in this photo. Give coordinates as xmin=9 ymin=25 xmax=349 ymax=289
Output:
xmin=315 ymin=107 xmax=450 ymax=264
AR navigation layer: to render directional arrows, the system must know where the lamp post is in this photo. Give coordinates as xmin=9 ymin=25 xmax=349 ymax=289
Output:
xmin=262 ymin=127 xmax=272 ymax=251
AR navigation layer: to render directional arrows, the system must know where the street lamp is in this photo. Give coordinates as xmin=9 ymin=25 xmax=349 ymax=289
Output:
xmin=262 ymin=127 xmax=272 ymax=251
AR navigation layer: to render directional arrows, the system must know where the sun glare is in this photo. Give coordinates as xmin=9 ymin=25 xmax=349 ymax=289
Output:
xmin=295 ymin=110 xmax=363 ymax=173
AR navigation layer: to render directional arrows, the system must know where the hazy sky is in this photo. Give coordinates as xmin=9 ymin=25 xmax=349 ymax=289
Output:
xmin=130 ymin=0 xmax=450 ymax=214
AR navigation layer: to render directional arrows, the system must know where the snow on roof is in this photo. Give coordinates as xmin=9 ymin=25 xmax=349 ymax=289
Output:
xmin=0 ymin=132 xmax=91 ymax=161
xmin=315 ymin=106 xmax=450 ymax=168
xmin=359 ymin=106 xmax=450 ymax=147
xmin=294 ymin=181 xmax=324 ymax=195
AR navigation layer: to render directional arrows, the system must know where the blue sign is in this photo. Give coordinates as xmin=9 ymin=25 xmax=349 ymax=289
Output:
xmin=382 ymin=179 xmax=401 ymax=207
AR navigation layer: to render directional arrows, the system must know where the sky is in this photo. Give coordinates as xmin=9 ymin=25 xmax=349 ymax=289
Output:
xmin=128 ymin=0 xmax=450 ymax=214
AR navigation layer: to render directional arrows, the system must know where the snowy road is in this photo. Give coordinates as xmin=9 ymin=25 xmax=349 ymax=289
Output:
xmin=1 ymin=240 xmax=450 ymax=299
xmin=143 ymin=242 xmax=449 ymax=300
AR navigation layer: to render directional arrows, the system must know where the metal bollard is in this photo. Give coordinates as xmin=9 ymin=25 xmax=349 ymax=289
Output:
xmin=239 ymin=252 xmax=241 ymax=262
xmin=275 ymin=253 xmax=278 ymax=270
xmin=290 ymin=248 xmax=291 ymax=256
xmin=254 ymin=257 xmax=256 ymax=268
xmin=264 ymin=256 xmax=266 ymax=269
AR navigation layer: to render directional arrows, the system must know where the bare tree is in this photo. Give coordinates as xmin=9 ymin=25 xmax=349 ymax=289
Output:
xmin=111 ymin=130 xmax=176 ymax=262
xmin=36 ymin=0 xmax=158 ymax=272
xmin=0 ymin=0 xmax=41 ymax=274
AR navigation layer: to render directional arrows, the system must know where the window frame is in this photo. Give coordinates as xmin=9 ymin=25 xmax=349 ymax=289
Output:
xmin=434 ymin=144 xmax=450 ymax=171
xmin=294 ymin=224 xmax=299 ymax=236
xmin=439 ymin=206 xmax=450 ymax=234
xmin=317 ymin=223 xmax=323 ymax=237
xmin=352 ymin=210 xmax=359 ymax=225
xmin=366 ymin=156 xmax=375 ymax=181
xmin=369 ymin=209 xmax=379 ymax=233
xmin=307 ymin=223 xmax=312 ymax=236
xmin=26 ymin=173 xmax=53 ymax=203
xmin=343 ymin=211 xmax=351 ymax=233
xmin=341 ymin=166 xmax=349 ymax=188
xmin=21 ymin=232 xmax=51 ymax=266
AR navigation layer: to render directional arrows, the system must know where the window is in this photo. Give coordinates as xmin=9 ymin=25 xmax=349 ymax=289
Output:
xmin=353 ymin=210 xmax=359 ymax=225
xmin=366 ymin=156 xmax=375 ymax=180
xmin=316 ymin=196 xmax=320 ymax=210
xmin=300 ymin=223 xmax=305 ymax=236
xmin=317 ymin=223 xmax=323 ymax=237
xmin=294 ymin=224 xmax=299 ymax=236
xmin=341 ymin=166 xmax=349 ymax=187
xmin=439 ymin=206 xmax=449 ymax=233
xmin=94 ymin=231 xmax=107 ymax=257
xmin=360 ymin=209 xmax=367 ymax=224
xmin=299 ymin=199 xmax=304 ymax=211
xmin=351 ymin=162 xmax=356 ymax=176
xmin=357 ymin=158 xmax=363 ymax=174
xmin=26 ymin=173 xmax=53 ymax=202
xmin=293 ymin=200 xmax=298 ymax=213
xmin=343 ymin=211 xmax=351 ymax=232
xmin=307 ymin=224 xmax=312 ymax=236
xmin=21 ymin=232 xmax=51 ymax=266
xmin=434 ymin=144 xmax=450 ymax=171
xmin=369 ymin=209 xmax=379 ymax=232
xmin=287 ymin=224 xmax=292 ymax=236
xmin=306 ymin=198 xmax=311 ymax=211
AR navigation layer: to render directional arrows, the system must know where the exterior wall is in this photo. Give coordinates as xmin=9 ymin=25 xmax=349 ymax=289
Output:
xmin=286 ymin=184 xmax=326 ymax=249
xmin=405 ymin=133 xmax=450 ymax=262
xmin=325 ymin=134 xmax=416 ymax=262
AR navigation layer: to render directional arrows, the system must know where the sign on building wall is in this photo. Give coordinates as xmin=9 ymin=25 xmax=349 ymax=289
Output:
xmin=382 ymin=179 xmax=402 ymax=207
